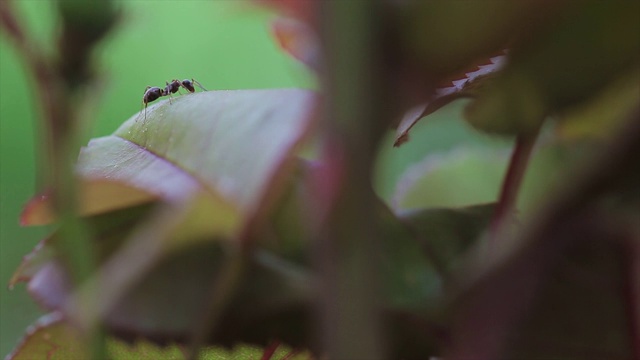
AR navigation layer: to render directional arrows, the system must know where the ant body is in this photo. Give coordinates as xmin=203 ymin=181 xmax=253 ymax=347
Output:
xmin=142 ymin=86 xmax=165 ymax=120
xmin=141 ymin=78 xmax=207 ymax=121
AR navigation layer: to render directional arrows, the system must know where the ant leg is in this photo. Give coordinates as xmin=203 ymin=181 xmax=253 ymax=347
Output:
xmin=164 ymin=82 xmax=173 ymax=104
xmin=139 ymin=100 xmax=147 ymax=123
xmin=141 ymin=86 xmax=151 ymax=123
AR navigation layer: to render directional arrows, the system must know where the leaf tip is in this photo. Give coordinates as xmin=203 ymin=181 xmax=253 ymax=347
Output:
xmin=19 ymin=191 xmax=54 ymax=226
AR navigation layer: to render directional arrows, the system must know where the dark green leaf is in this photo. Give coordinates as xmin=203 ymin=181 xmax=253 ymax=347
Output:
xmin=464 ymin=1 xmax=640 ymax=135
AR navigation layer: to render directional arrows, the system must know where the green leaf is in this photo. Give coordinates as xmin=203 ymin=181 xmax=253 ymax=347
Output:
xmin=195 ymin=344 xmax=311 ymax=360
xmin=21 ymin=89 xmax=315 ymax=225
xmin=392 ymin=147 xmax=509 ymax=211
xmin=114 ymin=89 xmax=314 ymax=215
xmin=392 ymin=144 xmax=584 ymax=216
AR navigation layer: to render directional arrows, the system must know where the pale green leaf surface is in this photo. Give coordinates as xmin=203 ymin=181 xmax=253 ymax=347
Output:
xmin=115 ymin=89 xmax=315 ymax=214
xmin=393 ymin=144 xmax=579 ymax=216
xmin=392 ymin=148 xmax=508 ymax=211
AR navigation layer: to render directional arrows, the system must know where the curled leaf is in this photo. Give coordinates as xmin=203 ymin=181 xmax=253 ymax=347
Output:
xmin=394 ymin=54 xmax=506 ymax=147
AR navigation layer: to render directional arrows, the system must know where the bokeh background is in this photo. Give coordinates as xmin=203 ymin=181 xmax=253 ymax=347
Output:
xmin=0 ymin=1 xmax=508 ymax=356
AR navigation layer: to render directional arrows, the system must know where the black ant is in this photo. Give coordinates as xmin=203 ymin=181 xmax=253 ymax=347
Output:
xmin=140 ymin=78 xmax=207 ymax=121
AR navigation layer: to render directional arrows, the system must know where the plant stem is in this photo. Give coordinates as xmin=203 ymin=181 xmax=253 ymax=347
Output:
xmin=2 ymin=2 xmax=117 ymax=358
xmin=489 ymin=129 xmax=540 ymax=247
xmin=260 ymin=340 xmax=281 ymax=360
xmin=317 ymin=1 xmax=388 ymax=358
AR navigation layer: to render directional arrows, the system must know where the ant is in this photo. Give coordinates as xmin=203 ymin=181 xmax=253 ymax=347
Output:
xmin=141 ymin=78 xmax=207 ymax=121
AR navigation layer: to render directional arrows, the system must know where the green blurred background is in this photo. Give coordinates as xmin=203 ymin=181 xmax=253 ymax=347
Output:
xmin=0 ymin=1 xmax=510 ymax=356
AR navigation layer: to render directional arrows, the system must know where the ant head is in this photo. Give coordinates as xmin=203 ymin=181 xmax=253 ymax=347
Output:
xmin=181 ymin=79 xmax=196 ymax=93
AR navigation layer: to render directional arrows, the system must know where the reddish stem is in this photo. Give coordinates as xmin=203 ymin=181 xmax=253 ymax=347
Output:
xmin=489 ymin=130 xmax=539 ymax=246
xmin=260 ymin=340 xmax=282 ymax=360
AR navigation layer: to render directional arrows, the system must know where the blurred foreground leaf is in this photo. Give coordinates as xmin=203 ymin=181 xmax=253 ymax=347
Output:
xmin=464 ymin=1 xmax=640 ymax=135
xmin=400 ymin=1 xmax=549 ymax=79
xmin=556 ymin=69 xmax=640 ymax=141
xmin=447 ymin=209 xmax=634 ymax=359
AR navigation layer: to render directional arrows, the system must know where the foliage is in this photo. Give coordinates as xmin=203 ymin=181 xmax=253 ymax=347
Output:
xmin=1 ymin=0 xmax=639 ymax=359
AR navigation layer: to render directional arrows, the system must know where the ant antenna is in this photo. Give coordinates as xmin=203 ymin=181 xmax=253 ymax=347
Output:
xmin=192 ymin=78 xmax=207 ymax=91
